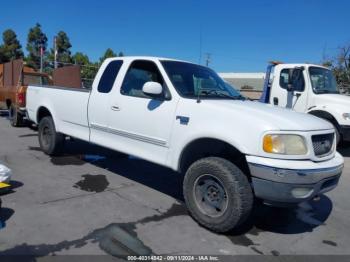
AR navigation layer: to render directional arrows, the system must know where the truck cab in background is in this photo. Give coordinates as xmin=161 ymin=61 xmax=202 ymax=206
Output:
xmin=260 ymin=62 xmax=350 ymax=144
xmin=0 ymin=59 xmax=50 ymax=127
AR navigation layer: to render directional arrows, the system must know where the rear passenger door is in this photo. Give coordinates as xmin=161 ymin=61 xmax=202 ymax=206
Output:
xmin=107 ymin=60 xmax=178 ymax=165
xmin=88 ymin=60 xmax=123 ymax=145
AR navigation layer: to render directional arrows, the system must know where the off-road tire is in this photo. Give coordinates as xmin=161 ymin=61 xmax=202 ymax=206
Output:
xmin=183 ymin=157 xmax=253 ymax=233
xmin=38 ymin=116 xmax=64 ymax=156
xmin=9 ymin=104 xmax=24 ymax=127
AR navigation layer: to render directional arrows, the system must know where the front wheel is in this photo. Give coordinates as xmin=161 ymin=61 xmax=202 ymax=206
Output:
xmin=38 ymin=116 xmax=64 ymax=155
xmin=334 ymin=125 xmax=341 ymax=146
xmin=183 ymin=157 xmax=253 ymax=233
xmin=326 ymin=120 xmax=341 ymax=146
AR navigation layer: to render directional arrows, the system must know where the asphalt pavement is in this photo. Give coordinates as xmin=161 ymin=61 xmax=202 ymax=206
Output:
xmin=0 ymin=114 xmax=349 ymax=259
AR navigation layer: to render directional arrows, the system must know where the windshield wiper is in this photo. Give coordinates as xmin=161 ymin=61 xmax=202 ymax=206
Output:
xmin=200 ymin=90 xmax=245 ymax=100
xmin=315 ymin=89 xmax=339 ymax=94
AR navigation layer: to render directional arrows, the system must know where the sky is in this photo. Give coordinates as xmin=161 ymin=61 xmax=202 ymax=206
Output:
xmin=1 ymin=0 xmax=349 ymax=72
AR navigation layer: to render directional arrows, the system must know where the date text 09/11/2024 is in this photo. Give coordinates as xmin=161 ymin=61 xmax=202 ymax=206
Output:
xmin=127 ymin=255 xmax=219 ymax=261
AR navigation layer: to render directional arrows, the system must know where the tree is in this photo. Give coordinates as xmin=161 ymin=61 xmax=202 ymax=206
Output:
xmin=0 ymin=29 xmax=24 ymax=63
xmin=73 ymin=52 xmax=90 ymax=65
xmin=51 ymin=31 xmax=72 ymax=66
xmin=99 ymin=48 xmax=117 ymax=64
xmin=26 ymin=23 xmax=48 ymax=70
xmin=323 ymin=44 xmax=350 ymax=88
xmin=0 ymin=46 xmax=6 ymax=63
xmin=72 ymin=52 xmax=99 ymax=88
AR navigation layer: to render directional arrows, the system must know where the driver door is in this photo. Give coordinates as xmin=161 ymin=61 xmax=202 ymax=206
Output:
xmin=272 ymin=68 xmax=308 ymax=112
xmin=107 ymin=60 xmax=178 ymax=165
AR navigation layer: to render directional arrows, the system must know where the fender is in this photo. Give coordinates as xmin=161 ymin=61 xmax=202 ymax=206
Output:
xmin=308 ymin=109 xmax=339 ymax=126
xmin=36 ymin=104 xmax=59 ymax=131
xmin=170 ymin=132 xmax=249 ymax=172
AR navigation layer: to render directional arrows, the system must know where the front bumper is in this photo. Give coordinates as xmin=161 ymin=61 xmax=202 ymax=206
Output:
xmin=340 ymin=125 xmax=350 ymax=141
xmin=247 ymin=153 xmax=343 ymax=204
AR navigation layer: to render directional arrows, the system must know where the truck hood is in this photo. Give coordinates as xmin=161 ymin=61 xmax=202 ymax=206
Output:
xmin=203 ymin=99 xmax=333 ymax=131
xmin=314 ymin=93 xmax=350 ymax=106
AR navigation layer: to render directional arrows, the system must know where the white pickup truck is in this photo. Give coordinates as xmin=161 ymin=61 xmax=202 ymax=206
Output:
xmin=26 ymin=57 xmax=344 ymax=233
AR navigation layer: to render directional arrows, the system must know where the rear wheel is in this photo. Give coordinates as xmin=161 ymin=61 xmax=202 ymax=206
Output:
xmin=183 ymin=157 xmax=253 ymax=233
xmin=38 ymin=116 xmax=64 ymax=155
xmin=9 ymin=104 xmax=24 ymax=127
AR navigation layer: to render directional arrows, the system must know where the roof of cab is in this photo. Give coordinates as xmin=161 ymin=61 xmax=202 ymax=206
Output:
xmin=103 ymin=56 xmax=193 ymax=64
xmin=275 ymin=63 xmax=330 ymax=70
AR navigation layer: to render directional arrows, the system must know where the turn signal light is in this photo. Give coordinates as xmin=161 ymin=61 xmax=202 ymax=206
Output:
xmin=263 ymin=135 xmax=274 ymax=153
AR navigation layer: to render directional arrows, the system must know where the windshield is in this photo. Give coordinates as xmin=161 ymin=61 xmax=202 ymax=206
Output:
xmin=309 ymin=67 xmax=339 ymax=94
xmin=161 ymin=61 xmax=244 ymax=99
xmin=23 ymin=74 xmax=49 ymax=86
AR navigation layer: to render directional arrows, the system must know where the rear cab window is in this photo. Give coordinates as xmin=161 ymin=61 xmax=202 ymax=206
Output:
xmin=98 ymin=60 xmax=123 ymax=93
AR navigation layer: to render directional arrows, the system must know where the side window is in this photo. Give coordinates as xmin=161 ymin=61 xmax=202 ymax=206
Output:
xmin=120 ymin=60 xmax=165 ymax=98
xmin=97 ymin=60 xmax=123 ymax=93
xmin=291 ymin=69 xmax=305 ymax=92
xmin=279 ymin=69 xmax=290 ymax=89
xmin=279 ymin=68 xmax=305 ymax=91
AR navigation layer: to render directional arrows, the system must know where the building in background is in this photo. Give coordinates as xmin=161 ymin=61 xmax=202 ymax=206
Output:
xmin=219 ymin=72 xmax=265 ymax=90
xmin=219 ymin=72 xmax=265 ymax=99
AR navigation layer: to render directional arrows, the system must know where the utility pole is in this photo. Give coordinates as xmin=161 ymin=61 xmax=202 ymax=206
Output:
xmin=39 ymin=35 xmax=45 ymax=72
xmin=54 ymin=36 xmax=58 ymax=69
xmin=40 ymin=44 xmax=43 ymax=73
xmin=205 ymin=53 xmax=211 ymax=67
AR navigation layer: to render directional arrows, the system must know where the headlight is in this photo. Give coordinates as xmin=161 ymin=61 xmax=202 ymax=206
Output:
xmin=342 ymin=113 xmax=350 ymax=120
xmin=263 ymin=134 xmax=307 ymax=155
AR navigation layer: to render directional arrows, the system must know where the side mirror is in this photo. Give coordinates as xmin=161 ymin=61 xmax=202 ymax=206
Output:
xmin=286 ymin=83 xmax=294 ymax=92
xmin=142 ymin=81 xmax=163 ymax=96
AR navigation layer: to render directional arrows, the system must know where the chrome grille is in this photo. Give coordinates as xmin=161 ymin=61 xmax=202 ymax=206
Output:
xmin=312 ymin=133 xmax=334 ymax=157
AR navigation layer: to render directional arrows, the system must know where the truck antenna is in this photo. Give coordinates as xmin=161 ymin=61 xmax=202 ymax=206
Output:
xmin=205 ymin=53 xmax=211 ymax=67
xmin=198 ymin=26 xmax=202 ymax=64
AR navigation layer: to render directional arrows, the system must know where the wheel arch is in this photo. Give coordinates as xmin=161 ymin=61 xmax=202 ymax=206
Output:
xmin=308 ymin=110 xmax=340 ymax=127
xmin=178 ymin=137 xmax=250 ymax=177
xmin=37 ymin=106 xmax=53 ymax=124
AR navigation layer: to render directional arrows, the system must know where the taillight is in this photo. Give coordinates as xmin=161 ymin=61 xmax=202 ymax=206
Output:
xmin=17 ymin=93 xmax=25 ymax=106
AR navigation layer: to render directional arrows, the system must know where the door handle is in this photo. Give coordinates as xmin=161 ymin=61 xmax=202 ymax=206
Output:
xmin=111 ymin=106 xmax=120 ymax=111
xmin=273 ymin=97 xmax=279 ymax=105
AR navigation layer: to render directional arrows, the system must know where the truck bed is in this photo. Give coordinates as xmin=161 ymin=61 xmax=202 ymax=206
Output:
xmin=26 ymin=85 xmax=91 ymax=141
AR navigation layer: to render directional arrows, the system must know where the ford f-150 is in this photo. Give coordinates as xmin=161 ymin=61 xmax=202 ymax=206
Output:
xmin=26 ymin=57 xmax=344 ymax=232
